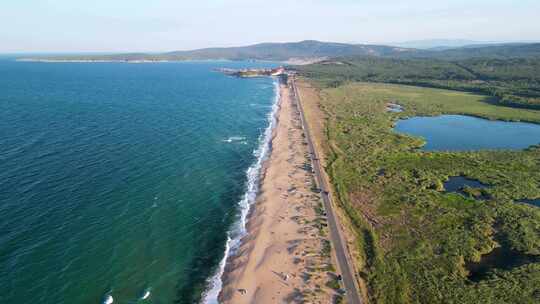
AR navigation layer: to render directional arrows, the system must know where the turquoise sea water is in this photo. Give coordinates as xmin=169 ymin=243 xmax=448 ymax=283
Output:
xmin=0 ymin=58 xmax=278 ymax=304
xmin=395 ymin=114 xmax=540 ymax=151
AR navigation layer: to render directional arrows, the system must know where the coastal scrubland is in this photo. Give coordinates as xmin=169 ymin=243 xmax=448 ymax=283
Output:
xmin=296 ymin=80 xmax=540 ymax=303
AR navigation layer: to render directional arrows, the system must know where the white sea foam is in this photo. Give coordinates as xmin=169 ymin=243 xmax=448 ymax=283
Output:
xmin=140 ymin=289 xmax=151 ymax=300
xmin=223 ymin=136 xmax=246 ymax=143
xmin=201 ymin=78 xmax=280 ymax=304
xmin=102 ymin=294 xmax=113 ymax=304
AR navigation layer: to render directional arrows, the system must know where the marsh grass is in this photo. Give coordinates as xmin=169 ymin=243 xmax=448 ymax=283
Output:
xmin=310 ymin=81 xmax=540 ymax=303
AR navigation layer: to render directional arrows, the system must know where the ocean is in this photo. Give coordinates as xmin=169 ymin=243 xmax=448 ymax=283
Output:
xmin=0 ymin=58 xmax=278 ymax=304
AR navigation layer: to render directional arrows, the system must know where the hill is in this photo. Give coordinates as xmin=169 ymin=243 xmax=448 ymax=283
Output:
xmin=408 ymin=43 xmax=540 ymax=60
xmin=19 ymin=40 xmax=416 ymax=62
xmin=19 ymin=40 xmax=540 ymax=64
xmin=390 ymin=39 xmax=496 ymax=50
xmin=163 ymin=40 xmax=415 ymax=61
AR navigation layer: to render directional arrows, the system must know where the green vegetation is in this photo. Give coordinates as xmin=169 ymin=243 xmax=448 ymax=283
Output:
xmin=334 ymin=294 xmax=344 ymax=304
xmin=321 ymin=239 xmax=332 ymax=258
xmin=325 ymin=277 xmax=342 ymax=290
xmin=304 ymin=81 xmax=540 ymax=303
xmin=295 ymin=57 xmax=540 ymax=109
xmin=408 ymin=43 xmax=540 ymax=60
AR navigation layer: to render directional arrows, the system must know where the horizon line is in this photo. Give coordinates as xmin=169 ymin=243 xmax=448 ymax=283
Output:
xmin=2 ymin=39 xmax=539 ymax=55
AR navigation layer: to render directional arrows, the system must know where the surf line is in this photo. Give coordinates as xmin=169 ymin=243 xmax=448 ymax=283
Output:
xmin=201 ymin=77 xmax=281 ymax=304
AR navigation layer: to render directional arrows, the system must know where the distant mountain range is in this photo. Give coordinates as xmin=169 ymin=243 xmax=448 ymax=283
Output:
xmin=166 ymin=40 xmax=417 ymax=60
xmin=395 ymin=42 xmax=540 ymax=60
xmin=389 ymin=39 xmax=503 ymax=50
xmin=19 ymin=40 xmax=540 ymax=63
xmin=19 ymin=40 xmax=415 ymax=63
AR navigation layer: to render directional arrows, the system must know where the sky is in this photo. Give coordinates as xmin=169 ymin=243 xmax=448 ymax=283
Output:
xmin=1 ymin=0 xmax=539 ymax=53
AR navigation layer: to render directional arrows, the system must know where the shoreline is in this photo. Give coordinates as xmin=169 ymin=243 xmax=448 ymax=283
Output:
xmin=15 ymin=58 xmax=321 ymax=65
xmin=16 ymin=59 xmax=217 ymax=63
xmin=216 ymin=77 xmax=338 ymax=303
xmin=201 ymin=78 xmax=282 ymax=304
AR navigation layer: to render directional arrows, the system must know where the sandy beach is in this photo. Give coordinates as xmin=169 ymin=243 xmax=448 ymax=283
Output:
xmin=218 ymin=79 xmax=339 ymax=303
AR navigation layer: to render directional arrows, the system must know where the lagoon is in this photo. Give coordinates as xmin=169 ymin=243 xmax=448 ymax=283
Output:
xmin=395 ymin=115 xmax=540 ymax=151
xmin=466 ymin=246 xmax=540 ymax=282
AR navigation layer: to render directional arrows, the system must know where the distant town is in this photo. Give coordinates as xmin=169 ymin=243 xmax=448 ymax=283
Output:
xmin=216 ymin=67 xmax=286 ymax=78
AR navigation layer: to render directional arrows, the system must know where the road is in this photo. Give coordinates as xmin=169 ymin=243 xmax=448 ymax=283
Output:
xmin=290 ymin=75 xmax=363 ymax=304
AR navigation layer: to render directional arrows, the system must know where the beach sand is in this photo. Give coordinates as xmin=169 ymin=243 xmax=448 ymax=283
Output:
xmin=218 ymin=80 xmax=338 ymax=303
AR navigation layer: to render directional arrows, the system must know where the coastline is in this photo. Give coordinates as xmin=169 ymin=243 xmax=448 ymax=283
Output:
xmin=201 ymin=78 xmax=281 ymax=304
xmin=16 ymin=59 xmax=212 ymax=63
xmin=16 ymin=58 xmax=322 ymax=65
xmin=216 ymin=77 xmax=338 ymax=303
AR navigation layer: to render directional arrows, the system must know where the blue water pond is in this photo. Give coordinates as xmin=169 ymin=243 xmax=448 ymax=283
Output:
xmin=518 ymin=198 xmax=540 ymax=207
xmin=395 ymin=115 xmax=540 ymax=151
xmin=443 ymin=176 xmax=490 ymax=200
xmin=444 ymin=176 xmax=488 ymax=192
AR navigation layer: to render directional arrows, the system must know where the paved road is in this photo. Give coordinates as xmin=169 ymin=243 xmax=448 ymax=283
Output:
xmin=290 ymin=76 xmax=363 ymax=304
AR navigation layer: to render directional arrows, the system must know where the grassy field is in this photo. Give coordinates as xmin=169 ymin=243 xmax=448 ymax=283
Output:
xmin=295 ymin=57 xmax=540 ymax=109
xmin=306 ymin=81 xmax=540 ymax=303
